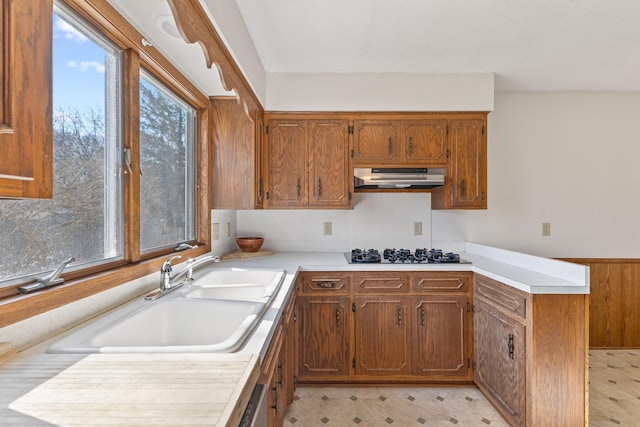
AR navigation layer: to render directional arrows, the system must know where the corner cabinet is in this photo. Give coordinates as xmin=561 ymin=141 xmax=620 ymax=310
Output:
xmin=264 ymin=115 xmax=352 ymax=209
xmin=473 ymin=275 xmax=588 ymax=427
xmin=432 ymin=117 xmax=487 ymax=209
xmin=210 ymin=98 xmax=265 ymax=209
xmin=0 ymin=0 xmax=54 ymax=199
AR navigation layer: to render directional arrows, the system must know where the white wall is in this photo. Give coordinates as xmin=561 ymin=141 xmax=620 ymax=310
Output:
xmin=434 ymin=91 xmax=640 ymax=258
xmin=226 ymin=193 xmax=433 ymax=252
xmin=266 ymin=73 xmax=494 ymax=112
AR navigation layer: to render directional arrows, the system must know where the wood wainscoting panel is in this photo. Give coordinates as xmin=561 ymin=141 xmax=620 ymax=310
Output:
xmin=560 ymin=258 xmax=640 ymax=348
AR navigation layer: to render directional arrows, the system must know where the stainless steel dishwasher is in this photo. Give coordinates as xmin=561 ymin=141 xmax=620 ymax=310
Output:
xmin=238 ymin=383 xmax=267 ymax=427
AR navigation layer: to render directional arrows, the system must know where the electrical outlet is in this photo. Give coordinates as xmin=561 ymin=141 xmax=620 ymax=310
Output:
xmin=212 ymin=223 xmax=220 ymax=241
xmin=542 ymin=222 xmax=551 ymax=236
xmin=226 ymin=222 xmax=231 ymax=238
xmin=414 ymin=222 xmax=423 ymax=236
xmin=323 ymin=222 xmax=332 ymax=236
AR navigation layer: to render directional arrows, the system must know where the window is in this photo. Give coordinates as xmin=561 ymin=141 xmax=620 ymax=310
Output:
xmin=0 ymin=0 xmax=207 ymax=291
xmin=139 ymin=72 xmax=196 ymax=253
xmin=0 ymin=5 xmax=122 ymax=285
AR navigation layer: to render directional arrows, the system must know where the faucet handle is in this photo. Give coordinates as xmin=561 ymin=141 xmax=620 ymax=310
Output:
xmin=161 ymin=255 xmax=182 ymax=273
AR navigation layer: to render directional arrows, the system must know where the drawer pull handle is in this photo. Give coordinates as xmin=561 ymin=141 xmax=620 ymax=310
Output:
xmin=421 ymin=307 xmax=426 ymax=326
xmin=317 ymin=281 xmax=336 ymax=288
xmin=296 ymin=178 xmax=301 ymax=198
xmin=508 ymin=333 xmax=514 ymax=359
xmin=388 ymin=137 xmax=393 ymax=155
xmin=398 ymin=306 xmax=403 ymax=326
xmin=317 ymin=178 xmax=322 ymax=197
xmin=336 ymin=309 xmax=340 ymax=327
xmin=408 ymin=137 xmax=414 ymax=155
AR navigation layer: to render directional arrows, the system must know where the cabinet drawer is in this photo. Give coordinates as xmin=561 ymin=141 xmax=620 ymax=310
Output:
xmin=297 ymin=272 xmax=350 ymax=294
xmin=353 ymin=273 xmax=409 ymax=293
xmin=411 ymin=272 xmax=471 ymax=293
xmin=474 ymin=275 xmax=528 ymax=320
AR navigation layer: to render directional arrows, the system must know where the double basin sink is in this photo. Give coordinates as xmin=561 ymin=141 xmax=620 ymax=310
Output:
xmin=48 ymin=266 xmax=286 ymax=354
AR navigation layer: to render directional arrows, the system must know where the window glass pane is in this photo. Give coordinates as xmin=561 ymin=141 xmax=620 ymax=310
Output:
xmin=139 ymin=72 xmax=196 ymax=253
xmin=0 ymin=6 xmax=122 ymax=285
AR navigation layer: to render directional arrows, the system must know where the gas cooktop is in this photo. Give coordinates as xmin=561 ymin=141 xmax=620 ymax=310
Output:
xmin=347 ymin=248 xmax=470 ymax=264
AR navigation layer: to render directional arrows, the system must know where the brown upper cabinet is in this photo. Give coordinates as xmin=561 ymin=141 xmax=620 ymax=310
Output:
xmin=432 ymin=117 xmax=487 ymax=210
xmin=353 ymin=118 xmax=447 ymax=166
xmin=0 ymin=0 xmax=54 ymax=199
xmin=264 ymin=115 xmax=352 ymax=209
xmin=210 ymin=98 xmax=265 ymax=209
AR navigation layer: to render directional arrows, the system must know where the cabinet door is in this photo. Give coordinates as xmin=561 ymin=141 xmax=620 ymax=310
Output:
xmin=296 ymin=296 xmax=350 ymax=381
xmin=412 ymin=295 xmax=470 ymax=380
xmin=402 ymin=120 xmax=447 ymax=164
xmin=211 ymin=98 xmax=260 ymax=209
xmin=448 ymin=119 xmax=487 ymax=208
xmin=352 ymin=120 xmax=398 ymax=165
xmin=0 ymin=0 xmax=53 ymax=198
xmin=265 ymin=120 xmax=308 ymax=207
xmin=474 ymin=298 xmax=526 ymax=427
xmin=355 ymin=296 xmax=411 ymax=376
xmin=308 ymin=120 xmax=351 ymax=207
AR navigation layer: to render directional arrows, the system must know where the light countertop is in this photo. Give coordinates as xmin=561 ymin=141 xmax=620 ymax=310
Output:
xmin=0 ymin=242 xmax=589 ymax=426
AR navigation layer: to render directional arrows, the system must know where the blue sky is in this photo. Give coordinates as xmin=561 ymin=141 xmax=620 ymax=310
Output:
xmin=53 ymin=12 xmax=107 ymax=114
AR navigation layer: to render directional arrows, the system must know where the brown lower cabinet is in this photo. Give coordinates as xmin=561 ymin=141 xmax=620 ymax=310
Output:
xmin=281 ymin=271 xmax=588 ymax=427
xmin=295 ymin=271 xmax=473 ymax=384
xmin=473 ymin=274 xmax=588 ymax=427
xmin=261 ymin=290 xmax=295 ymax=427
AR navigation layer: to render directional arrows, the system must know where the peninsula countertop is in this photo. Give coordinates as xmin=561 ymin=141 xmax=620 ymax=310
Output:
xmin=0 ymin=242 xmax=589 ymax=426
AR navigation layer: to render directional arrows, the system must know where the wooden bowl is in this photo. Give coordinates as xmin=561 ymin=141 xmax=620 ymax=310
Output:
xmin=236 ymin=237 xmax=264 ymax=252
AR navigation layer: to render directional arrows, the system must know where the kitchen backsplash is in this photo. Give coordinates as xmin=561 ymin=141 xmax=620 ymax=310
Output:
xmin=213 ymin=193 xmax=434 ymax=253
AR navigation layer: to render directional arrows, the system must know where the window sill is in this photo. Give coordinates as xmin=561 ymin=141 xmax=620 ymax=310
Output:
xmin=0 ymin=246 xmax=209 ymax=329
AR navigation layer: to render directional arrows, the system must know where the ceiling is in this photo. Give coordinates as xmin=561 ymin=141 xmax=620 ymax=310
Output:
xmin=233 ymin=0 xmax=640 ymax=91
xmin=107 ymin=0 xmax=640 ymax=94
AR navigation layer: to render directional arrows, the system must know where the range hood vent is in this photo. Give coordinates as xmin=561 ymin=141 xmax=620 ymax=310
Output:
xmin=354 ymin=167 xmax=445 ymax=190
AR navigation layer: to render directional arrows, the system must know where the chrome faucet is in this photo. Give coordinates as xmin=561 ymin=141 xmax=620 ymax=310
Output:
xmin=18 ymin=257 xmax=76 ymax=294
xmin=145 ymin=254 xmax=220 ymax=300
xmin=182 ymin=254 xmax=220 ymax=280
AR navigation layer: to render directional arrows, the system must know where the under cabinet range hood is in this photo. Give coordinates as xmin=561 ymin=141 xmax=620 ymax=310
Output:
xmin=354 ymin=167 xmax=445 ymax=190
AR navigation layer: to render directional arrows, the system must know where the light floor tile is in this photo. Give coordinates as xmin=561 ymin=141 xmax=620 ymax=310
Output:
xmin=285 ymin=350 xmax=640 ymax=426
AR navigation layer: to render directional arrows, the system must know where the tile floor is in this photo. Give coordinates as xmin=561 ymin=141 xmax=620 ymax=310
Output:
xmin=284 ymin=349 xmax=640 ymax=426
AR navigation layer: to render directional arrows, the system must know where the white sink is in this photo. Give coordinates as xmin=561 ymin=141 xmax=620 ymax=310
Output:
xmin=184 ymin=284 xmax=272 ymax=302
xmin=48 ymin=298 xmax=266 ymax=353
xmin=48 ymin=266 xmax=288 ymax=354
xmin=194 ymin=268 xmax=285 ymax=286
xmin=89 ymin=298 xmax=264 ymax=351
